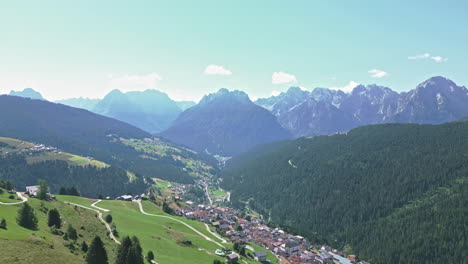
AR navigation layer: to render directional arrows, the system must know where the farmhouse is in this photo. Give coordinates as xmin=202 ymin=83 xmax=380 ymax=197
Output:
xmin=226 ymin=252 xmax=239 ymax=263
xmin=116 ymin=195 xmax=133 ymax=201
xmin=25 ymin=185 xmax=40 ymax=196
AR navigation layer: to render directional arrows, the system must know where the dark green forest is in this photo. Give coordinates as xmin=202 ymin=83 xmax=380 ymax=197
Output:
xmin=222 ymin=121 xmax=468 ymax=264
xmin=0 ymin=154 xmax=148 ymax=197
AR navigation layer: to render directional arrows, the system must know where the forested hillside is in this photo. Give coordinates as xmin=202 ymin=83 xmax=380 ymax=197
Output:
xmin=0 ymin=154 xmax=146 ymax=197
xmin=0 ymin=95 xmax=209 ymax=183
xmin=222 ymin=121 xmax=468 ymax=263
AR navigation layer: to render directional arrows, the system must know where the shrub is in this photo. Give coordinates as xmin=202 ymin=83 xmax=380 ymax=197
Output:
xmin=105 ymin=214 xmax=112 ymax=223
xmin=0 ymin=218 xmax=7 ymax=229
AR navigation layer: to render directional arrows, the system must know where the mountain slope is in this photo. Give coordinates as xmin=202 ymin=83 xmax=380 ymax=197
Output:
xmin=92 ymin=89 xmax=182 ymax=133
xmin=160 ymin=88 xmax=291 ymax=156
xmin=9 ymin=88 xmax=45 ymax=100
xmin=0 ymin=95 xmax=201 ymax=183
xmin=55 ymin=97 xmax=100 ymax=111
xmin=222 ymin=121 xmax=468 ymax=264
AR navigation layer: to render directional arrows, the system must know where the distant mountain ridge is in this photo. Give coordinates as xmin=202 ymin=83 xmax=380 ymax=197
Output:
xmin=255 ymin=76 xmax=468 ymax=137
xmin=160 ymin=88 xmax=291 ymax=156
xmin=55 ymin=97 xmax=100 ymax=111
xmin=9 ymin=88 xmax=45 ymax=100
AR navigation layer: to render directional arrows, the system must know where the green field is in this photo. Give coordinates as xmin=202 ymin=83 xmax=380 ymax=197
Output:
xmin=0 ymin=196 xmax=117 ymax=264
xmin=56 ymin=196 xmax=264 ymax=264
xmin=0 ymin=190 xmax=19 ymax=203
xmin=1 ymin=194 xmax=268 ymax=264
xmin=0 ymin=137 xmax=108 ymax=168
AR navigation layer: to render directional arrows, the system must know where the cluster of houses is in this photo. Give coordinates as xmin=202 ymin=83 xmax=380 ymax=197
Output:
xmin=178 ymin=203 xmax=369 ymax=264
xmin=20 ymin=144 xmax=59 ymax=153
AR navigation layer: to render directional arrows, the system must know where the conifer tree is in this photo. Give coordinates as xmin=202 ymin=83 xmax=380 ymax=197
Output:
xmin=86 ymin=236 xmax=108 ymax=264
xmin=115 ymin=236 xmax=144 ymax=264
xmin=47 ymin=208 xmax=61 ymax=228
xmin=37 ymin=179 xmax=49 ymax=200
xmin=81 ymin=241 xmax=89 ymax=252
xmin=67 ymin=224 xmax=78 ymax=240
xmin=16 ymin=202 xmax=38 ymax=229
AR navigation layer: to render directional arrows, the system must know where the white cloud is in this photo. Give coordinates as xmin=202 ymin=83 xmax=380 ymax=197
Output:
xmin=272 ymin=72 xmax=297 ymax=84
xmin=271 ymin=90 xmax=281 ymax=96
xmin=204 ymin=65 xmax=232 ymax=75
xmin=109 ymin=72 xmax=162 ymax=90
xmin=368 ymin=69 xmax=388 ymax=78
xmin=331 ymin=81 xmax=360 ymax=93
xmin=408 ymin=53 xmax=448 ymax=63
xmin=408 ymin=53 xmax=431 ymax=60
xmin=430 ymin=56 xmax=448 ymax=63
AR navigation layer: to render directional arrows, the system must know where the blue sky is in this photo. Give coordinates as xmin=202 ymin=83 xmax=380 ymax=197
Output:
xmin=0 ymin=0 xmax=467 ymax=101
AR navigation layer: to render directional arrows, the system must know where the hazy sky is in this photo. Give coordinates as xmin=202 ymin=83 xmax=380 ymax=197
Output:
xmin=1 ymin=0 xmax=467 ymax=101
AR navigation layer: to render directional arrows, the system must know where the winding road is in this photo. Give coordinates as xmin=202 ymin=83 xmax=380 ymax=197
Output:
xmin=0 ymin=192 xmax=28 ymax=205
xmin=204 ymin=223 xmax=228 ymax=244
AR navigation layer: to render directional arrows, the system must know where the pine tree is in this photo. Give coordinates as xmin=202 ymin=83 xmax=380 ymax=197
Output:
xmin=47 ymin=208 xmax=61 ymax=228
xmin=128 ymin=236 xmax=144 ymax=264
xmin=115 ymin=236 xmax=144 ymax=264
xmin=82 ymin=241 xmax=89 ymax=252
xmin=115 ymin=236 xmax=132 ymax=264
xmin=69 ymin=187 xmax=80 ymax=196
xmin=86 ymin=236 xmax=108 ymax=264
xmin=37 ymin=179 xmax=49 ymax=200
xmin=16 ymin=202 xmax=38 ymax=229
xmin=67 ymin=224 xmax=78 ymax=240
xmin=5 ymin=180 xmax=13 ymax=191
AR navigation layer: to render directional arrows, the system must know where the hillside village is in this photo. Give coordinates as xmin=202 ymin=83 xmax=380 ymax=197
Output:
xmin=177 ymin=203 xmax=368 ymax=264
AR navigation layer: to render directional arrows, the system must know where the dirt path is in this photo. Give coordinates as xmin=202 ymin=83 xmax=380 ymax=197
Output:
xmin=91 ymin=199 xmax=109 ymax=212
xmin=204 ymin=223 xmax=228 ymax=244
xmin=134 ymin=199 xmax=224 ymax=248
xmin=65 ymin=201 xmax=120 ymax=245
xmin=0 ymin=192 xmax=28 ymax=205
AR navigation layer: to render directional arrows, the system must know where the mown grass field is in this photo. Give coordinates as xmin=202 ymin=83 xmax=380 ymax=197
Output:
xmin=57 ymin=196 xmax=264 ymax=264
xmin=58 ymin=196 xmax=226 ymax=264
xmin=0 ymin=190 xmax=19 ymax=203
xmin=0 ymin=196 xmax=117 ymax=264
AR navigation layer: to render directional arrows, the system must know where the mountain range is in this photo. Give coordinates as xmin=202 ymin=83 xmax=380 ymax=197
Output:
xmin=7 ymin=89 xmax=196 ymax=134
xmin=160 ymin=88 xmax=291 ymax=156
xmin=255 ymin=76 xmax=468 ymax=137
xmin=6 ymin=76 xmax=468 ymax=154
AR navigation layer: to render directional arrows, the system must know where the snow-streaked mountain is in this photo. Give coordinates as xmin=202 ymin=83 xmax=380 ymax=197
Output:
xmin=256 ymin=76 xmax=468 ymax=137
